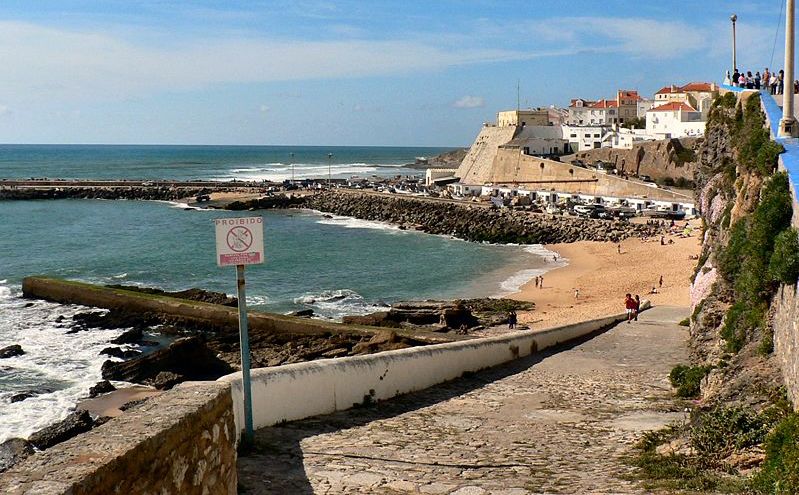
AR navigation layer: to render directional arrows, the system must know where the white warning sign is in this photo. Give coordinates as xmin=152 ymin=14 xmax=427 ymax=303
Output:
xmin=214 ymin=217 xmax=265 ymax=267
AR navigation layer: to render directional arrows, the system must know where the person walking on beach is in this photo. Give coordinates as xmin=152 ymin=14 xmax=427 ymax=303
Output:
xmin=625 ymin=293 xmax=636 ymax=323
xmin=617 ymin=243 xmax=622 ymax=254
xmin=534 ymin=276 xmax=539 ymax=288
xmin=507 ymin=310 xmax=517 ymax=329
xmin=539 ymin=276 xmax=543 ymax=288
xmin=634 ymin=295 xmax=641 ymax=321
xmin=574 ymin=288 xmax=580 ymax=299
xmin=659 ymin=275 xmax=663 ymax=288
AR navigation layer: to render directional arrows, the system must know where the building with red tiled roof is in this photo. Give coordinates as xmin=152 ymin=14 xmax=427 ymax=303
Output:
xmin=646 ymin=99 xmax=704 ymax=138
xmin=653 ymin=82 xmax=718 ymax=115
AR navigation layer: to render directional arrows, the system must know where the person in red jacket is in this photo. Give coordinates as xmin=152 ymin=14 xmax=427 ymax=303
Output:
xmin=625 ymin=293 xmax=636 ymax=323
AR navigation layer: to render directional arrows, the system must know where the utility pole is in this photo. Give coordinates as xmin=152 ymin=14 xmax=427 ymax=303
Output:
xmin=327 ymin=152 xmax=333 ymax=187
xmin=781 ymin=0 xmax=797 ymax=137
xmin=516 ymin=79 xmax=520 ymax=111
xmin=731 ymin=14 xmax=737 ymax=75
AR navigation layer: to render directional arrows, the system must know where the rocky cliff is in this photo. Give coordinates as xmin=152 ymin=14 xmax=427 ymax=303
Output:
xmin=565 ymin=137 xmax=699 ymax=183
xmin=633 ymin=91 xmax=799 ymax=493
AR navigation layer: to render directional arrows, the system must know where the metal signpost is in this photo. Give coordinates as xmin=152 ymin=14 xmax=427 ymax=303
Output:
xmin=214 ymin=216 xmax=264 ymax=443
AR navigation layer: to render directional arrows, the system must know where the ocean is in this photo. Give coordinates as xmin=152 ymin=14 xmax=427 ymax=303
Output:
xmin=0 ymin=145 xmax=561 ymax=442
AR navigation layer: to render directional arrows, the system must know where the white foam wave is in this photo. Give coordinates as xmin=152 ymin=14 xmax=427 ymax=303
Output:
xmin=111 ymin=273 xmax=127 ymax=279
xmin=246 ymin=295 xmax=270 ymax=306
xmin=315 ymin=213 xmax=405 ymax=232
xmin=494 ymin=244 xmax=569 ymax=296
xmin=220 ymin=163 xmax=380 ymax=182
xmin=0 ymin=281 xmax=141 ymax=443
xmin=293 ymin=289 xmax=387 ymax=320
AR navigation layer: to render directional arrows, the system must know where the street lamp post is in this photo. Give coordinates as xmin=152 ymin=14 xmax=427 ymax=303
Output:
xmin=327 ymin=153 xmax=333 ymax=188
xmin=781 ymin=0 xmax=798 ymax=137
xmin=731 ymin=14 xmax=737 ymax=75
xmin=289 ymin=152 xmax=295 ymax=184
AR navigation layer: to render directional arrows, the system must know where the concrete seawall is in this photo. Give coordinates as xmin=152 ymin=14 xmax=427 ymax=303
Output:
xmin=21 ymin=276 xmax=459 ymax=344
xmin=219 ymin=303 xmax=649 ymax=439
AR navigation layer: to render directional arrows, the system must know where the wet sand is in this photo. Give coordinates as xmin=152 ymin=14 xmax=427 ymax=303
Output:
xmin=78 ymin=386 xmax=161 ymax=418
xmin=511 ymin=221 xmax=702 ymax=329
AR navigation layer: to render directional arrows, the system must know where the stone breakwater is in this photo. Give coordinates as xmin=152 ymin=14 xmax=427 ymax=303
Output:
xmin=0 ymin=186 xmax=214 ymax=201
xmin=284 ymin=192 xmax=664 ymax=244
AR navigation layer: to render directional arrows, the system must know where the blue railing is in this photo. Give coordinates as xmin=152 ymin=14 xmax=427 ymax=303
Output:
xmin=758 ymin=90 xmax=799 ymax=201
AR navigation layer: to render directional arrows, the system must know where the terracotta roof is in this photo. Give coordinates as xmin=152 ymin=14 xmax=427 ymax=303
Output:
xmin=569 ymin=98 xmax=596 ymax=108
xmin=589 ymin=99 xmax=618 ymax=109
xmin=680 ymin=82 xmax=715 ymax=92
xmin=648 ymin=102 xmax=697 ymax=112
xmin=655 ymin=86 xmax=679 ymax=95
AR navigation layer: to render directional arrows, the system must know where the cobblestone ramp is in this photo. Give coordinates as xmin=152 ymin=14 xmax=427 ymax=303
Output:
xmin=238 ymin=306 xmax=689 ymax=494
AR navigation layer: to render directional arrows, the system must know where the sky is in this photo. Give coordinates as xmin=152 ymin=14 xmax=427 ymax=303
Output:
xmin=0 ymin=0 xmax=794 ymax=146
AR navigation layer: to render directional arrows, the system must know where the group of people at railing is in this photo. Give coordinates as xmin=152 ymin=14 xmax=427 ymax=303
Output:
xmin=724 ymin=68 xmax=799 ymax=94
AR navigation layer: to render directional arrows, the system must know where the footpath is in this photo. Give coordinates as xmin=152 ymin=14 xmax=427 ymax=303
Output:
xmin=237 ymin=306 xmax=689 ymax=494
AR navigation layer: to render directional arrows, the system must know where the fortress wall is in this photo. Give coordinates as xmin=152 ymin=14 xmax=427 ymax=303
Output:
xmin=454 ymin=125 xmax=518 ymax=184
xmin=0 ymin=382 xmax=236 ymax=495
xmin=490 ymin=148 xmax=693 ymax=203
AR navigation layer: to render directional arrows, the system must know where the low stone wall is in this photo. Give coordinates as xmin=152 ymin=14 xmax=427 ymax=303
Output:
xmin=219 ymin=305 xmax=647 ymax=438
xmin=0 ymin=382 xmax=236 ymax=495
xmin=295 ymin=192 xmax=664 ymax=244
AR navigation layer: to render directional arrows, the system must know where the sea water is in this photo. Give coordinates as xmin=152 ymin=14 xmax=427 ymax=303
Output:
xmin=0 ymin=145 xmax=561 ymax=442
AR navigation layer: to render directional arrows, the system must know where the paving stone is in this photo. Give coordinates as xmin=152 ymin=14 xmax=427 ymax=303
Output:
xmin=237 ymin=307 xmax=689 ymax=494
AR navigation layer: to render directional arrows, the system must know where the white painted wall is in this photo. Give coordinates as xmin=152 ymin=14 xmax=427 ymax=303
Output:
xmin=219 ymin=308 xmax=648 ymax=439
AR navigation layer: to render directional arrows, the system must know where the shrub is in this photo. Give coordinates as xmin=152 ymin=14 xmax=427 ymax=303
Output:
xmin=717 ymin=220 xmax=749 ymax=282
xmin=669 ymin=364 xmax=710 ymax=398
xmin=769 ymin=228 xmax=799 ymax=285
xmin=691 ymin=406 xmax=769 ymax=462
xmin=678 ymin=318 xmax=690 ymax=327
xmin=750 ymin=413 xmax=799 ymax=494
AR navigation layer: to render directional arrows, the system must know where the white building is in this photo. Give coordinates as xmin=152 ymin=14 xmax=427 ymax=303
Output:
xmin=562 ymin=124 xmax=611 ymax=151
xmin=637 ymin=98 xmax=656 ymax=118
xmin=606 ymin=127 xmax=658 ymax=149
xmin=645 ymin=102 xmax=705 ymax=138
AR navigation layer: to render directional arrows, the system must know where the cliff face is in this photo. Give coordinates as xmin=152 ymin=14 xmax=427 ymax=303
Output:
xmin=689 ymin=93 xmax=784 ymax=408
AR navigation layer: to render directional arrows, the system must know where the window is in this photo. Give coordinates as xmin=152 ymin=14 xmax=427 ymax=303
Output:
xmin=570 ymin=133 xmax=577 ymax=138
xmin=584 ymin=134 xmax=591 ymax=138
xmin=594 ymin=134 xmax=600 ymax=138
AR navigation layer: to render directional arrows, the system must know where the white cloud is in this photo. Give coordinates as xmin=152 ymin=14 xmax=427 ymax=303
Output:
xmin=260 ymin=104 xmax=270 ymax=113
xmin=453 ymin=95 xmax=485 ymax=109
xmin=0 ymin=21 xmax=533 ymax=104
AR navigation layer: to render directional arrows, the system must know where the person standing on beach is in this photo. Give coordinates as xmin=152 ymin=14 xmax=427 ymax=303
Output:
xmin=634 ymin=295 xmax=641 ymax=321
xmin=574 ymin=288 xmax=580 ymax=299
xmin=625 ymin=294 xmax=636 ymax=323
xmin=508 ymin=310 xmax=517 ymax=329
xmin=535 ymin=276 xmax=539 ymax=288
xmin=659 ymin=275 xmax=663 ymax=288
xmin=617 ymin=243 xmax=622 ymax=254
xmin=539 ymin=276 xmax=543 ymax=288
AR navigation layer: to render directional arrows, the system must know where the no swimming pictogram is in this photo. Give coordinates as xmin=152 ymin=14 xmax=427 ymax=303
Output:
xmin=226 ymin=226 xmax=253 ymax=252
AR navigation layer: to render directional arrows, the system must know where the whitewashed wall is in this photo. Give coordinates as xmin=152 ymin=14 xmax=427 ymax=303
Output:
xmin=219 ymin=306 xmax=647 ymax=439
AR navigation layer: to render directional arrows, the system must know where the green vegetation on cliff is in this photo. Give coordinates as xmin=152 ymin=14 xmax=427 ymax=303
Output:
xmin=635 ymin=92 xmax=799 ymax=494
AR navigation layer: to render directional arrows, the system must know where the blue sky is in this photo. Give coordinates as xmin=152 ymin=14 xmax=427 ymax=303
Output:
xmin=0 ymin=0 xmax=792 ymax=146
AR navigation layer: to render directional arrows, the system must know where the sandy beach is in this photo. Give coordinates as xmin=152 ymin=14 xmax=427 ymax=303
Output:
xmin=511 ymin=221 xmax=702 ymax=329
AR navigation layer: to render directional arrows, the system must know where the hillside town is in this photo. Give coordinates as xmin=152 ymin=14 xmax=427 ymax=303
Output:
xmin=417 ymin=81 xmax=717 ymax=219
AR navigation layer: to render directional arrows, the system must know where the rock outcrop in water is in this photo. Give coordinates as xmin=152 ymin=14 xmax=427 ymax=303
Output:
xmin=0 ymin=345 xmax=24 ymax=359
xmin=0 ymin=186 xmax=211 ymax=201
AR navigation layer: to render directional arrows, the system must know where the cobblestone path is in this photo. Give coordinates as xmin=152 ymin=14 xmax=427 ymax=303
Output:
xmin=238 ymin=306 xmax=689 ymax=494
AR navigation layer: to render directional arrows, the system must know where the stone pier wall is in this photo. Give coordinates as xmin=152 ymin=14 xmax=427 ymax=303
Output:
xmin=0 ymin=382 xmax=237 ymax=495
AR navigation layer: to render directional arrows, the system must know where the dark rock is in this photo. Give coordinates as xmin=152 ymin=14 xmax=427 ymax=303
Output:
xmin=100 ymin=346 xmax=142 ymax=359
xmin=88 ymin=380 xmax=116 ymax=398
xmin=0 ymin=345 xmax=24 ymax=359
xmin=10 ymin=392 xmax=35 ymax=403
xmin=289 ymin=309 xmax=314 ymax=317
xmin=0 ymin=438 xmax=34 ymax=473
xmin=110 ymin=328 xmax=143 ymax=345
xmin=28 ymin=410 xmax=93 ymax=450
xmin=119 ymin=398 xmax=149 ymax=411
xmin=101 ymin=336 xmax=233 ymax=385
xmin=151 ymin=371 xmax=184 ymax=390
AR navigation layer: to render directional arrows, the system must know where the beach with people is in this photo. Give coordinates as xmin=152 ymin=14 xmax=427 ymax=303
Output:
xmin=510 ymin=219 xmax=702 ymax=328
